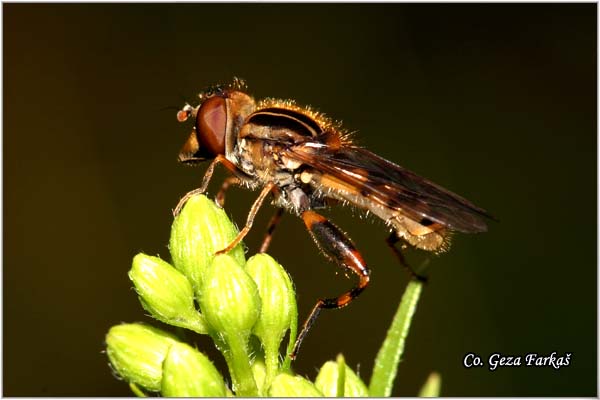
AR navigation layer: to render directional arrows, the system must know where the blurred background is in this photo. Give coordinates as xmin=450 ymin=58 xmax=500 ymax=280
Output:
xmin=4 ymin=4 xmax=596 ymax=396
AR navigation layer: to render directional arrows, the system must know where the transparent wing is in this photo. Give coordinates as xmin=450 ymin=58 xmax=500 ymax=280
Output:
xmin=285 ymin=144 xmax=492 ymax=233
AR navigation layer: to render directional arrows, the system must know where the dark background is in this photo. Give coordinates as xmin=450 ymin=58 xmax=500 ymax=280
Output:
xmin=4 ymin=4 xmax=597 ymax=397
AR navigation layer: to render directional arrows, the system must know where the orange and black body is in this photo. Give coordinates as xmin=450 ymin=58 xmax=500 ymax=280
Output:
xmin=175 ymin=78 xmax=492 ymax=358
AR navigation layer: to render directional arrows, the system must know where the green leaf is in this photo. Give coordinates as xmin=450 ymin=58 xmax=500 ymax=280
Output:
xmin=369 ymin=279 xmax=423 ymax=397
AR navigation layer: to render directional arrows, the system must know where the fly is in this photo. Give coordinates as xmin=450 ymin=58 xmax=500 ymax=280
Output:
xmin=174 ymin=78 xmax=493 ymax=358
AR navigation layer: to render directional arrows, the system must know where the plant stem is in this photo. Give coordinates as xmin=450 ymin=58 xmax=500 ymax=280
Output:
xmin=129 ymin=382 xmax=146 ymax=397
xmin=336 ymin=354 xmax=346 ymax=397
xmin=263 ymin=342 xmax=279 ymax=395
xmin=223 ymin=334 xmax=259 ymax=397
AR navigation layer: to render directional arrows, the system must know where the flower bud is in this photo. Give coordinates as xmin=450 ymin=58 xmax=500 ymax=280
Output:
xmin=161 ymin=342 xmax=227 ymax=397
xmin=105 ymin=323 xmax=178 ymax=392
xmin=418 ymin=371 xmax=441 ymax=397
xmin=169 ymin=194 xmax=245 ymax=293
xmin=269 ymin=373 xmax=324 ymax=397
xmin=129 ymin=253 xmax=206 ymax=333
xmin=246 ymin=253 xmax=296 ymax=386
xmin=247 ymin=254 xmax=295 ymax=343
xmin=199 ymin=254 xmax=261 ymax=341
xmin=315 ymin=359 xmax=369 ymax=397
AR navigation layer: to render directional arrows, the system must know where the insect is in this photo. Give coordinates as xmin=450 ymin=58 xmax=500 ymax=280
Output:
xmin=175 ymin=78 xmax=492 ymax=358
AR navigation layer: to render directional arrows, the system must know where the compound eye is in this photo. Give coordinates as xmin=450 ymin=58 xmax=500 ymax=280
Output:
xmin=196 ymin=95 xmax=227 ymax=156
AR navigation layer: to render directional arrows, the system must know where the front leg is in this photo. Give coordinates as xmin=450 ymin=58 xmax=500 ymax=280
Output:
xmin=173 ymin=155 xmax=247 ymax=216
xmin=291 ymin=210 xmax=371 ymax=359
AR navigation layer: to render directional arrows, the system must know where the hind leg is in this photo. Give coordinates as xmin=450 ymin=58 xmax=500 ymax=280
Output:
xmin=291 ymin=211 xmax=371 ymax=359
xmin=385 ymin=232 xmax=428 ymax=282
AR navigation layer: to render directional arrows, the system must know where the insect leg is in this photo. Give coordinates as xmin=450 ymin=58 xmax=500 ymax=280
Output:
xmin=258 ymin=207 xmax=285 ymax=253
xmin=215 ymin=176 xmax=242 ymax=207
xmin=173 ymin=155 xmax=242 ymax=216
xmin=385 ymin=232 xmax=428 ymax=282
xmin=290 ymin=210 xmax=370 ymax=360
xmin=215 ymin=182 xmax=277 ymax=255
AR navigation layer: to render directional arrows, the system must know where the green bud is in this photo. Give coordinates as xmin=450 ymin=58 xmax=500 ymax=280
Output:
xmin=105 ymin=323 xmax=179 ymax=392
xmin=129 ymin=254 xmax=206 ymax=334
xmin=199 ymin=254 xmax=261 ymax=341
xmin=315 ymin=359 xmax=369 ymax=397
xmin=169 ymin=194 xmax=245 ymax=293
xmin=246 ymin=253 xmax=296 ymax=388
xmin=247 ymin=254 xmax=295 ymax=346
xmin=161 ymin=342 xmax=227 ymax=397
xmin=269 ymin=373 xmax=324 ymax=397
xmin=199 ymin=254 xmax=261 ymax=396
xmin=418 ymin=371 xmax=441 ymax=397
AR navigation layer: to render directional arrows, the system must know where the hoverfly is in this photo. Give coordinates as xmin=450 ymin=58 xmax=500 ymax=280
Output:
xmin=175 ymin=78 xmax=492 ymax=358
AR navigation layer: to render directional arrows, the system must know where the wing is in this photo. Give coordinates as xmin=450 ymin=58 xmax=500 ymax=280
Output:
xmin=284 ymin=143 xmax=492 ymax=233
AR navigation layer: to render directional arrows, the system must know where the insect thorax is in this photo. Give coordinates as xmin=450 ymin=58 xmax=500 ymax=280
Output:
xmin=232 ymin=137 xmax=321 ymax=215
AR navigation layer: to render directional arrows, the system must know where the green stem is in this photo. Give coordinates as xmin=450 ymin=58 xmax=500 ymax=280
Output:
xmin=336 ymin=354 xmax=346 ymax=397
xmin=369 ymin=279 xmax=423 ymax=397
xmin=129 ymin=382 xmax=147 ymax=397
xmin=224 ymin=334 xmax=259 ymax=397
xmin=263 ymin=340 xmax=279 ymax=395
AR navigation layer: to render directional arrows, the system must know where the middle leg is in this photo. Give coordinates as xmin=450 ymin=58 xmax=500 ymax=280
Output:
xmin=259 ymin=207 xmax=285 ymax=253
xmin=215 ymin=176 xmax=242 ymax=207
xmin=215 ymin=182 xmax=277 ymax=255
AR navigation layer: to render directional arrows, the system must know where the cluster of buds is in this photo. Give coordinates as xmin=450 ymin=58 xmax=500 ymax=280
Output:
xmin=105 ymin=194 xmax=372 ymax=397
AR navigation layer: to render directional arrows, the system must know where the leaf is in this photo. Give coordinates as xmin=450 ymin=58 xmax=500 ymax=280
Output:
xmin=369 ymin=279 xmax=423 ymax=397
